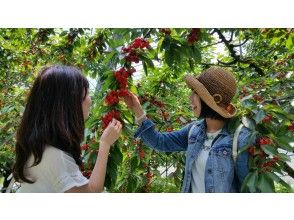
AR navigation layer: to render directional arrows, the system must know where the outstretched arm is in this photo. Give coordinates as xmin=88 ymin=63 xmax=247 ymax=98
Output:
xmin=135 ymin=119 xmax=193 ymax=152
xmin=123 ymin=91 xmax=193 ymax=152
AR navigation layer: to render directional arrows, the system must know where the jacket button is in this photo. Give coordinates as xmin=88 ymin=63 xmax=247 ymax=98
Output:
xmin=223 ymin=150 xmax=227 ymax=155
xmin=208 ymin=169 xmax=212 ymax=174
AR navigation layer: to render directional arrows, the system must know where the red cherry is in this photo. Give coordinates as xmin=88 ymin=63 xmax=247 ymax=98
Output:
xmin=101 ymin=110 xmax=121 ymax=130
xmin=82 ymin=171 xmax=92 ymax=179
xmin=273 ymin=156 xmax=280 ymax=162
xmin=117 ymin=89 xmax=129 ymax=97
xmin=248 ymin=146 xmax=255 ymax=156
xmin=288 ymin=123 xmax=294 ymax=131
xmin=162 ymin=111 xmax=169 ymax=120
xmin=258 ymin=151 xmax=266 ymax=159
xmin=139 ymin=149 xmax=145 ymax=160
xmin=127 ymin=67 xmax=136 ymax=75
xmin=258 ymin=137 xmax=272 ymax=145
xmin=146 ymin=172 xmax=153 ymax=180
xmin=81 ymin=144 xmax=89 ymax=151
xmin=187 ymin=28 xmax=201 ymax=44
xmin=262 ymin=114 xmax=273 ymax=123
xmin=105 ymin=90 xmax=119 ymax=105
xmin=159 ymin=28 xmax=171 ymax=35
xmin=253 ymin=94 xmax=263 ymax=102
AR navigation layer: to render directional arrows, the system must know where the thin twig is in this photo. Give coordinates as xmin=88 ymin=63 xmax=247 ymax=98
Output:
xmin=143 ymin=29 xmax=154 ymax=39
xmin=232 ymin=38 xmax=249 ymax=47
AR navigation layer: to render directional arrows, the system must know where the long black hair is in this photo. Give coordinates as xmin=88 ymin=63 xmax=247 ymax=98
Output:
xmin=13 ymin=65 xmax=89 ymax=183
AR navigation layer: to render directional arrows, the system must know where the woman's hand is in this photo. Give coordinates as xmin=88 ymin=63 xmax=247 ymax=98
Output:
xmin=100 ymin=119 xmax=122 ymax=147
xmin=123 ymin=92 xmax=144 ymax=118
xmin=66 ymin=119 xmax=122 ymax=193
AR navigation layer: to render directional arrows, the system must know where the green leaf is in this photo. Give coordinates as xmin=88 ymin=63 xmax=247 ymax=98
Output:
xmin=247 ymin=131 xmax=258 ymax=147
xmin=276 ymin=153 xmax=291 ymax=162
xmin=261 ymin=145 xmax=278 ymax=156
xmin=127 ymin=175 xmax=138 ymax=192
xmin=253 ymin=109 xmax=266 ymax=124
xmin=270 ymin=37 xmax=282 ymax=45
xmin=102 ymin=77 xmax=115 ymax=91
xmin=142 ymin=61 xmax=148 ymax=75
xmin=165 ymin=48 xmax=174 ymax=67
xmin=257 ymin=173 xmax=275 ymax=192
xmin=276 ymin=125 xmax=288 ymax=136
xmin=129 ymin=85 xmax=138 ymax=94
xmin=102 ymin=50 xmax=117 ymax=65
xmin=130 ymin=156 xmax=139 ymax=169
xmin=160 ymin=36 xmax=171 ymax=51
xmin=256 ymin=124 xmax=270 ymax=135
xmin=115 ymin=178 xmax=127 ymax=191
xmin=0 ymin=106 xmax=14 ymax=114
xmin=111 ymin=145 xmax=123 ymax=166
xmin=266 ymin=172 xmax=292 ymax=191
xmin=285 ymin=35 xmax=293 ymax=50
xmin=191 ymin=46 xmax=201 ymax=63
xmin=145 ymin=58 xmax=155 ymax=69
xmin=157 ymin=37 xmax=164 ymax=52
xmin=140 ymin=54 xmax=154 ymax=69
xmin=121 ymin=109 xmax=134 ymax=124
xmin=241 ymin=171 xmax=258 ymax=192
xmin=242 ymin=116 xmax=256 ymax=130
xmin=227 ymin=117 xmax=241 ymax=133
xmin=275 ymin=136 xmax=294 ymax=152
xmin=241 ymin=99 xmax=256 ymax=109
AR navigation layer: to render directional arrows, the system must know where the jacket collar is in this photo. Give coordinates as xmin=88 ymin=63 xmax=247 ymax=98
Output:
xmin=197 ymin=118 xmax=231 ymax=137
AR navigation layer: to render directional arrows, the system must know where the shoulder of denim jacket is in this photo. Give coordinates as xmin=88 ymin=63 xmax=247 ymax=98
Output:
xmin=195 ymin=119 xmax=204 ymax=127
xmin=188 ymin=119 xmax=203 ymax=138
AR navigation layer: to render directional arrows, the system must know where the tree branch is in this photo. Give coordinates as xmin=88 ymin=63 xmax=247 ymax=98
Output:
xmin=283 ymin=162 xmax=294 ymax=179
xmin=143 ymin=28 xmax=154 ymax=39
xmin=260 ymin=95 xmax=294 ymax=105
xmin=200 ymin=41 xmax=223 ymax=49
xmin=200 ymin=62 xmax=236 ymax=68
xmin=213 ymin=28 xmax=265 ymax=76
xmin=217 ymin=59 xmax=238 ymax=66
xmin=232 ymin=38 xmax=249 ymax=47
xmin=229 ymin=31 xmax=234 ymax=42
xmin=214 ymin=29 xmax=237 ymax=57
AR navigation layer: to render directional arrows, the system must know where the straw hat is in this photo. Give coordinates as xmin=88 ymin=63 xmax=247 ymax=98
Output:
xmin=184 ymin=67 xmax=237 ymax=118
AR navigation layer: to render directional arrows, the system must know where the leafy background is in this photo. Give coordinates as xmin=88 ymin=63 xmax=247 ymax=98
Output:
xmin=0 ymin=28 xmax=293 ymax=192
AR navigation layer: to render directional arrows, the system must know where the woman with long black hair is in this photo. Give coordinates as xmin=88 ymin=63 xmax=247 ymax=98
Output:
xmin=13 ymin=65 xmax=122 ymax=192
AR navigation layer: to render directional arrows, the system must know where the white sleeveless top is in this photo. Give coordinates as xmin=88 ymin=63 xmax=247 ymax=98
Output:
xmin=17 ymin=145 xmax=89 ymax=193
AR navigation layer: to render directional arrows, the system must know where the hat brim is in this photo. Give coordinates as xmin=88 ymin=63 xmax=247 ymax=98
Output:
xmin=184 ymin=75 xmax=236 ymax=118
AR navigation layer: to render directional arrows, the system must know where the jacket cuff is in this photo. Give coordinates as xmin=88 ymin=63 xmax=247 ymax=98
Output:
xmin=134 ymin=119 xmax=155 ymax=139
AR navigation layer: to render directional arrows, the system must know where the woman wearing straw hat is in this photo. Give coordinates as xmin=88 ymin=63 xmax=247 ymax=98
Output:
xmin=123 ymin=67 xmax=252 ymax=193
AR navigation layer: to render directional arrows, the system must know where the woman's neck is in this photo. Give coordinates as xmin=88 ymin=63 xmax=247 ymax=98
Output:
xmin=205 ymin=118 xmax=226 ymax=133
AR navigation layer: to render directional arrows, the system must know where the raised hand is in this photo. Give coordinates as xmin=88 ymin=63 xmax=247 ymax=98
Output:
xmin=123 ymin=92 xmax=144 ymax=118
xmin=100 ymin=118 xmax=122 ymax=147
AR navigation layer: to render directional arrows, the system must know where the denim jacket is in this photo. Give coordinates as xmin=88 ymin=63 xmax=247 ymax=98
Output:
xmin=134 ymin=118 xmax=252 ymax=193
